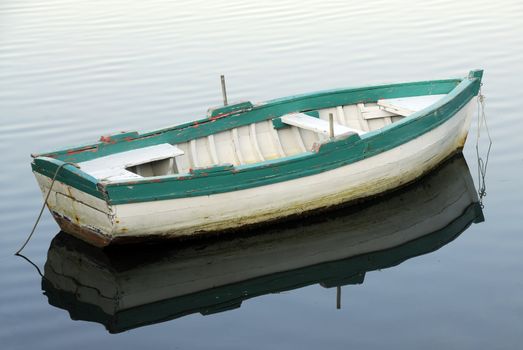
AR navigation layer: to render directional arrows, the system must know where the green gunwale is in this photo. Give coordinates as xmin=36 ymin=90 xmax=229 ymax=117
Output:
xmin=31 ymin=71 xmax=483 ymax=205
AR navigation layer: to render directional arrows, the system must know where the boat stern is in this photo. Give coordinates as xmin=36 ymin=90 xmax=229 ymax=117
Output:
xmin=32 ymin=157 xmax=116 ymax=247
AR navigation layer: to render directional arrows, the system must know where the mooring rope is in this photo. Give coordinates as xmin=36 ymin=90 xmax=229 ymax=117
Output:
xmin=15 ymin=162 xmax=79 ymax=255
xmin=475 ymin=85 xmax=492 ymax=208
xmin=15 ymin=253 xmax=45 ymax=278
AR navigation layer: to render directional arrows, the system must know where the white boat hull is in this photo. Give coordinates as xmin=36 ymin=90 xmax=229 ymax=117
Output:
xmin=34 ymin=99 xmax=476 ymax=245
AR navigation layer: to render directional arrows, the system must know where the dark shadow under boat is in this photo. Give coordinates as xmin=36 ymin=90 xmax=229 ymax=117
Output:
xmin=42 ymin=153 xmax=484 ymax=333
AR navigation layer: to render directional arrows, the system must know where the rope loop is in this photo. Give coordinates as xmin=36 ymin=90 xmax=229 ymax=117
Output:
xmin=15 ymin=162 xmax=79 ymax=255
xmin=474 ymin=86 xmax=492 ymax=209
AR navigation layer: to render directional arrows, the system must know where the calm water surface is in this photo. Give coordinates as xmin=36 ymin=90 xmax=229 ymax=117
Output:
xmin=1 ymin=0 xmax=522 ymax=349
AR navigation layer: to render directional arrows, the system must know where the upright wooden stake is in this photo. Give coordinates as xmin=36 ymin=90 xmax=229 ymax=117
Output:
xmin=329 ymin=113 xmax=334 ymax=139
xmin=221 ymin=75 xmax=228 ymax=106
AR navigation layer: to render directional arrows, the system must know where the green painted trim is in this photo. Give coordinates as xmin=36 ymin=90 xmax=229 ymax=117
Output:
xmin=102 ymin=77 xmax=479 ymax=205
xmin=31 ymin=157 xmax=104 ymax=200
xmin=207 ymin=101 xmax=254 ymax=117
xmin=99 ymin=131 xmax=139 ymax=143
xmin=32 ymin=78 xmax=462 ymax=163
xmin=271 ymin=117 xmax=288 ymax=129
xmin=190 ymin=164 xmax=234 ymax=175
xmin=31 ymin=72 xmax=482 ymax=205
xmin=468 ymin=69 xmax=484 ymax=80
xmin=304 ymin=110 xmax=320 ymax=118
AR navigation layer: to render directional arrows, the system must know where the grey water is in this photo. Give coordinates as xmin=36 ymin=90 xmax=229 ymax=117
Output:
xmin=0 ymin=0 xmax=522 ymax=348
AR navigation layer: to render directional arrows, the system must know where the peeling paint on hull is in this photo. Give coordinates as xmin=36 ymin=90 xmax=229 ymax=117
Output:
xmin=53 ymin=214 xmax=112 ymax=247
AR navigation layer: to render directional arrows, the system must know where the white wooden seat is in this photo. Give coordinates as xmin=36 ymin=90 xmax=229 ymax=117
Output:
xmin=280 ymin=113 xmax=365 ymax=136
xmin=377 ymin=94 xmax=446 ymax=117
xmin=358 ymin=103 xmax=397 ymax=120
xmin=79 ymin=143 xmax=184 ymax=181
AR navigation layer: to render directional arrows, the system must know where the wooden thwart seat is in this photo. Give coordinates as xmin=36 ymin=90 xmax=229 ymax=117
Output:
xmin=377 ymin=94 xmax=446 ymax=117
xmin=79 ymin=143 xmax=184 ymax=181
xmin=281 ymin=113 xmax=365 ymax=137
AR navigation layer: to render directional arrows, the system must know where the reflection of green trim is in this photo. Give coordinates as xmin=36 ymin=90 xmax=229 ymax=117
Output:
xmin=42 ymin=202 xmax=482 ymax=334
xmin=42 ymin=278 xmax=113 ymax=327
xmin=31 ymin=72 xmax=482 ymax=205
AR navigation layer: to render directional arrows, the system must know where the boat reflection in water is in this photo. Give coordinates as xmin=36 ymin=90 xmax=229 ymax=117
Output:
xmin=42 ymin=153 xmax=484 ymax=333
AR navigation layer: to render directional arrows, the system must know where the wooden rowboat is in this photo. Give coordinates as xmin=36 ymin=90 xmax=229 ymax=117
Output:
xmin=41 ymin=154 xmax=483 ymax=333
xmin=31 ymin=70 xmax=484 ymax=247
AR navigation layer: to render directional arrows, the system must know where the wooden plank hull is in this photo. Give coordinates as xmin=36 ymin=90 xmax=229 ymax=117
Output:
xmin=34 ymin=98 xmax=475 ymax=246
xmin=31 ymin=71 xmax=484 ymax=246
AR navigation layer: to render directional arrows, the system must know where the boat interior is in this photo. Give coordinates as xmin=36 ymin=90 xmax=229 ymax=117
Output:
xmin=78 ymin=94 xmax=446 ymax=182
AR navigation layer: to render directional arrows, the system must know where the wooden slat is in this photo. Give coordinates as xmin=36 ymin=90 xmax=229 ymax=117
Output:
xmin=336 ymin=106 xmax=346 ymax=125
xmin=189 ymin=139 xmax=199 ymax=168
xmin=377 ymin=94 xmax=446 ymax=117
xmin=292 ymin=127 xmax=307 ymax=152
xmin=79 ymin=143 xmax=184 ymax=181
xmin=269 ymin=123 xmax=286 ymax=157
xmin=361 ymin=107 xmax=398 ymax=120
xmin=231 ymin=128 xmax=245 ymax=164
xmin=250 ymin=123 xmax=265 ymax=161
xmin=207 ymin=134 xmax=219 ymax=164
xmin=281 ymin=113 xmax=364 ymax=136
xmin=357 ymin=103 xmax=370 ymax=131
xmin=378 ymin=105 xmax=412 ymax=117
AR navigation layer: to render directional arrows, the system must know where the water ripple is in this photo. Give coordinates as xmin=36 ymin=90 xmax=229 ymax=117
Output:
xmin=1 ymin=0 xmax=522 ymax=348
